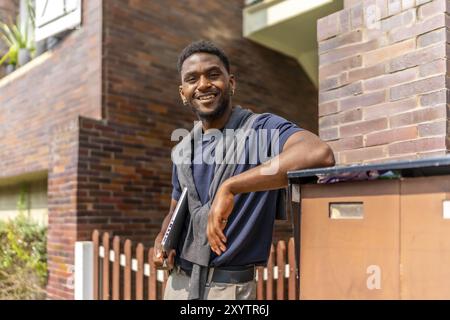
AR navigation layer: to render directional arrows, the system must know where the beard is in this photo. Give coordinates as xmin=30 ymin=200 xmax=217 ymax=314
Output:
xmin=189 ymin=88 xmax=231 ymax=121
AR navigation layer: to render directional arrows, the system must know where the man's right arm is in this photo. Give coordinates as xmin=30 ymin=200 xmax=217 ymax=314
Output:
xmin=153 ymin=198 xmax=178 ymax=268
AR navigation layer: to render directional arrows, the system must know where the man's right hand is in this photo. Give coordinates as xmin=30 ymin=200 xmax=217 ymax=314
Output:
xmin=153 ymin=233 xmax=176 ymax=270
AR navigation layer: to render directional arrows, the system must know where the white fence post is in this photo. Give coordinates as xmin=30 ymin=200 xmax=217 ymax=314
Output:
xmin=75 ymin=241 xmax=94 ymax=300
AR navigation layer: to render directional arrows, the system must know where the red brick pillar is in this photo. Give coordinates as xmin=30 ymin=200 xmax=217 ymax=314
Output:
xmin=318 ymin=0 xmax=449 ymax=164
xmin=47 ymin=119 xmax=80 ymax=300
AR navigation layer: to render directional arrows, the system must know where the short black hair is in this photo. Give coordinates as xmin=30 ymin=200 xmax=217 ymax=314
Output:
xmin=177 ymin=40 xmax=230 ymax=74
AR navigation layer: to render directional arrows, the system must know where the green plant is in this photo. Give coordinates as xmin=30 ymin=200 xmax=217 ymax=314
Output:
xmin=26 ymin=0 xmax=35 ymax=28
xmin=0 ymin=23 xmax=19 ymax=66
xmin=0 ymin=1 xmax=36 ymax=67
xmin=0 ymin=18 xmax=34 ymax=66
xmin=0 ymin=188 xmax=47 ymax=299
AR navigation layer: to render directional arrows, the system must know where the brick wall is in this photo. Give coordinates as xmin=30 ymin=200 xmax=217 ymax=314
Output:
xmin=0 ymin=0 xmax=103 ymax=300
xmin=318 ymin=0 xmax=449 ymax=164
xmin=0 ymin=0 xmax=102 ymax=177
xmin=76 ymin=117 xmax=170 ymax=245
xmin=0 ymin=0 xmax=16 ymax=21
xmin=46 ymin=118 xmax=80 ymax=300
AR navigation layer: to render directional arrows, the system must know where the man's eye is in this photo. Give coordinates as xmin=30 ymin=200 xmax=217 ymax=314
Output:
xmin=185 ymin=78 xmax=196 ymax=83
xmin=209 ymin=73 xmax=220 ymax=78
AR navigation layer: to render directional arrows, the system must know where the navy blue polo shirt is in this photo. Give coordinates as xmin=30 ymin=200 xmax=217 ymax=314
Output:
xmin=171 ymin=112 xmax=302 ymax=268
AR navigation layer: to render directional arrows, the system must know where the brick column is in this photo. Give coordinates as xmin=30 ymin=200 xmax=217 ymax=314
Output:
xmin=47 ymin=119 xmax=80 ymax=300
xmin=318 ymin=0 xmax=449 ymax=164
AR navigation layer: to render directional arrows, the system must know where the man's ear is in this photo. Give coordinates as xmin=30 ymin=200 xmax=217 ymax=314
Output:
xmin=179 ymin=85 xmax=187 ymax=105
xmin=229 ymin=74 xmax=236 ymax=95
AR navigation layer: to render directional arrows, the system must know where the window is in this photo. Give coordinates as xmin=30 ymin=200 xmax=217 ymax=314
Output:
xmin=35 ymin=0 xmax=81 ymax=42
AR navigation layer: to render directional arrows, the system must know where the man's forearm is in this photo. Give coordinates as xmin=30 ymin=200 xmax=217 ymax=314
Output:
xmin=224 ymin=138 xmax=334 ymax=195
xmin=207 ymin=131 xmax=335 ymax=256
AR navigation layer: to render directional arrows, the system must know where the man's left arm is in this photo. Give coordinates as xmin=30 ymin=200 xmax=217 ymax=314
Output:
xmin=207 ymin=130 xmax=335 ymax=256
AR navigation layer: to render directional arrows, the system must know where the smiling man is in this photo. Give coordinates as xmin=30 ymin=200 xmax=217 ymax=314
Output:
xmin=153 ymin=40 xmax=335 ymax=300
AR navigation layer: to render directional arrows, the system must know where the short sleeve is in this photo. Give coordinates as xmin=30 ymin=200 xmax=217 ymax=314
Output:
xmin=253 ymin=113 xmax=303 ymax=159
xmin=171 ymin=164 xmax=182 ymax=201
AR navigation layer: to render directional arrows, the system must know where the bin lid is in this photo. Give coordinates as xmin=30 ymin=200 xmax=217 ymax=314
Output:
xmin=287 ymin=156 xmax=450 ymax=183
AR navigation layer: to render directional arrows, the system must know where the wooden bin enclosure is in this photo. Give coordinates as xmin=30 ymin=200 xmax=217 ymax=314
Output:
xmin=288 ymin=157 xmax=450 ymax=300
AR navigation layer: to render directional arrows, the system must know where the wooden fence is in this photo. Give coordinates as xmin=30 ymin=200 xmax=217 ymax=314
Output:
xmin=88 ymin=230 xmax=298 ymax=300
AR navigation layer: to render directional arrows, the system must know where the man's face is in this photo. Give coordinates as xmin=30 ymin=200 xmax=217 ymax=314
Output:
xmin=179 ymin=53 xmax=235 ymax=121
